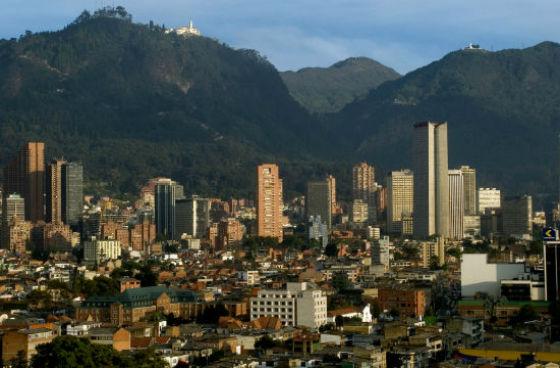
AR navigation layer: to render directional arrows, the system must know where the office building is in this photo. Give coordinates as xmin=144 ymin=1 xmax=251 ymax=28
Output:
xmin=61 ymin=162 xmax=83 ymax=226
xmin=371 ymin=236 xmax=391 ymax=269
xmin=326 ymin=175 xmax=337 ymax=215
xmin=448 ymin=169 xmax=464 ymax=240
xmin=257 ymin=164 xmax=283 ymax=242
xmin=308 ymin=215 xmax=328 ymax=248
xmin=420 ymin=238 xmax=445 ymax=268
xmin=502 ymin=195 xmax=533 ymax=239
xmin=545 ymin=243 xmax=560 ymax=301
xmin=1 ymin=194 xmax=25 ymax=249
xmin=175 ymin=195 xmax=210 ymax=239
xmin=249 ymin=282 xmax=327 ymax=328
xmin=353 ymin=162 xmax=376 ymax=223
xmin=413 ymin=121 xmax=449 ymax=238
xmin=306 ymin=180 xmax=332 ymax=229
xmin=83 ymin=237 xmax=122 ymax=267
xmin=3 ymin=142 xmax=45 ymax=222
xmin=154 ymin=178 xmax=180 ymax=240
xmin=386 ymin=170 xmax=414 ymax=234
xmin=46 ymin=159 xmax=65 ymax=224
xmin=461 ymin=253 xmax=525 ymax=298
xmin=463 ymin=215 xmax=481 ymax=237
xmin=352 ymin=199 xmax=369 ymax=224
xmin=461 ymin=166 xmax=477 ymax=215
xmin=478 ymin=188 xmax=501 ymax=214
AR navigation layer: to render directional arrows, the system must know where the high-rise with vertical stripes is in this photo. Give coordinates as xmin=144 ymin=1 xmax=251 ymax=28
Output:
xmin=257 ymin=164 xmax=284 ymax=242
xmin=413 ymin=122 xmax=449 ymax=239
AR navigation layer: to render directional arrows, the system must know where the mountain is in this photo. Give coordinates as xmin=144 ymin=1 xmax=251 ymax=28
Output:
xmin=281 ymin=57 xmax=400 ymax=113
xmin=0 ymin=9 xmax=343 ymax=198
xmin=331 ymin=42 xmax=560 ymax=197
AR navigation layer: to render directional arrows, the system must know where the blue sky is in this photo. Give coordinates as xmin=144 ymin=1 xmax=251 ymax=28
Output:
xmin=1 ymin=0 xmax=559 ymax=74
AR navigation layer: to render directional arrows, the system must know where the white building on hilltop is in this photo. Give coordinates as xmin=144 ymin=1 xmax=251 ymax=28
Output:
xmin=167 ymin=20 xmax=201 ymax=37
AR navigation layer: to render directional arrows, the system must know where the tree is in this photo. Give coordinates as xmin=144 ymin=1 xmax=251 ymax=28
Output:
xmin=512 ymin=305 xmax=539 ymax=325
xmin=10 ymin=351 xmax=27 ymax=368
xmin=31 ymin=336 xmax=167 ymax=368
xmin=332 ymin=272 xmax=350 ymax=292
xmin=255 ymin=335 xmax=276 ymax=351
xmin=335 ymin=315 xmax=344 ymax=329
xmin=325 ymin=242 xmax=338 ymax=257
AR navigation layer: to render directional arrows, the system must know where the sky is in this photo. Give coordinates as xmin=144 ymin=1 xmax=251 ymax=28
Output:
xmin=1 ymin=0 xmax=560 ymax=74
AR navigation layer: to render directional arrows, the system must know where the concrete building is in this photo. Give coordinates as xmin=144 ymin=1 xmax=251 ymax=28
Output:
xmin=413 ymin=122 xmax=449 ymax=239
xmin=2 ymin=142 xmax=45 ymax=222
xmin=1 ymin=194 xmax=25 ymax=249
xmin=308 ymin=215 xmax=328 ymax=248
xmin=46 ymin=159 xmax=65 ymax=224
xmin=545 ymin=242 xmax=560 ymax=302
xmin=250 ymin=282 xmax=327 ymax=328
xmin=352 ymin=199 xmax=369 ymax=225
xmin=371 ymin=236 xmax=391 ymax=272
xmin=463 ymin=215 xmax=481 ymax=237
xmin=461 ymin=253 xmax=526 ymax=298
xmin=175 ymin=195 xmax=210 ymax=239
xmin=386 ymin=170 xmax=414 ymax=235
xmin=461 ymin=166 xmax=477 ymax=216
xmin=326 ymin=175 xmax=337 ymax=216
xmin=448 ymin=169 xmax=464 ymax=240
xmin=306 ymin=180 xmax=332 ymax=229
xmin=7 ymin=218 xmax=32 ymax=254
xmin=154 ymin=178 xmax=180 ymax=240
xmin=83 ymin=237 xmax=122 ymax=267
xmin=420 ymin=238 xmax=445 ymax=268
xmin=353 ymin=162 xmax=376 ymax=224
xmin=478 ymin=188 xmax=501 ymax=214
xmin=502 ymin=195 xmax=533 ymax=239
xmin=257 ymin=164 xmax=284 ymax=242
xmin=378 ymin=287 xmax=427 ymax=317
xmin=2 ymin=328 xmax=55 ymax=362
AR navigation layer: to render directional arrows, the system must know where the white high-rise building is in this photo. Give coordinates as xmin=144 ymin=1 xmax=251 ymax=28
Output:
xmin=478 ymin=188 xmax=501 ymax=214
xmin=249 ymin=282 xmax=327 ymax=328
xmin=413 ymin=121 xmax=449 ymax=238
xmin=448 ymin=170 xmax=464 ymax=240
xmin=386 ymin=170 xmax=414 ymax=234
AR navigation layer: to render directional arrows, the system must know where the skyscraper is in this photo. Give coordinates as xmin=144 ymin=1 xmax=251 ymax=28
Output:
xmin=257 ymin=164 xmax=283 ymax=242
xmin=386 ymin=170 xmax=414 ymax=234
xmin=502 ymin=195 xmax=532 ymax=238
xmin=306 ymin=180 xmax=332 ymax=229
xmin=326 ymin=175 xmax=337 ymax=215
xmin=352 ymin=162 xmax=376 ymax=223
xmin=3 ymin=142 xmax=45 ymax=222
xmin=545 ymin=242 xmax=560 ymax=302
xmin=460 ymin=166 xmax=477 ymax=216
xmin=175 ymin=195 xmax=211 ymax=239
xmin=46 ymin=159 xmax=65 ymax=224
xmin=478 ymin=188 xmax=501 ymax=213
xmin=154 ymin=178 xmax=179 ymax=240
xmin=61 ymin=162 xmax=83 ymax=226
xmin=413 ymin=121 xmax=449 ymax=238
xmin=448 ymin=169 xmax=464 ymax=240
xmin=1 ymin=194 xmax=25 ymax=248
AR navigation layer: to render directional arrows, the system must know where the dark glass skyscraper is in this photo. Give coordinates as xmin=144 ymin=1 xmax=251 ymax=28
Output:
xmin=61 ymin=162 xmax=83 ymax=226
xmin=155 ymin=179 xmax=179 ymax=240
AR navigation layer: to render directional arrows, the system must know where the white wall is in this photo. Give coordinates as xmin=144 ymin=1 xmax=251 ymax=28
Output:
xmin=461 ymin=253 xmax=525 ymax=297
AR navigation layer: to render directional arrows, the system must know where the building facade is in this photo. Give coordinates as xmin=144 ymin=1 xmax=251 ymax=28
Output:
xmin=306 ymin=180 xmax=332 ymax=229
xmin=83 ymin=238 xmax=122 ymax=267
xmin=61 ymin=162 xmax=84 ymax=226
xmin=154 ymin=178 xmax=179 ymax=240
xmin=257 ymin=164 xmax=284 ymax=242
xmin=460 ymin=166 xmax=477 ymax=216
xmin=175 ymin=195 xmax=210 ymax=239
xmin=249 ymin=282 xmax=327 ymax=328
xmin=413 ymin=122 xmax=449 ymax=239
xmin=352 ymin=162 xmax=376 ymax=224
xmin=448 ymin=169 xmax=464 ymax=240
xmin=3 ymin=142 xmax=45 ymax=222
xmin=478 ymin=188 xmax=501 ymax=214
xmin=502 ymin=195 xmax=532 ymax=239
xmin=46 ymin=159 xmax=65 ymax=224
xmin=386 ymin=170 xmax=414 ymax=234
